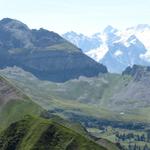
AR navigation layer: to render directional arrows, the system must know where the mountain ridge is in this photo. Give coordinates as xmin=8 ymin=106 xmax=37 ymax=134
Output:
xmin=2 ymin=65 xmax=150 ymax=123
xmin=0 ymin=18 xmax=107 ymax=82
xmin=63 ymin=24 xmax=150 ymax=73
xmin=0 ymin=74 xmax=42 ymax=128
xmin=0 ymin=115 xmax=110 ymax=150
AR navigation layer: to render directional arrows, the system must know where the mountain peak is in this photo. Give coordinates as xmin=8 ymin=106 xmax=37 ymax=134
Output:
xmin=103 ymin=25 xmax=118 ymax=34
xmin=136 ymin=24 xmax=150 ymax=30
xmin=0 ymin=18 xmax=14 ymax=24
xmin=127 ymin=24 xmax=150 ymax=31
xmin=67 ymin=31 xmax=78 ymax=35
xmin=0 ymin=18 xmax=107 ymax=82
xmin=63 ymin=31 xmax=85 ymax=38
xmin=0 ymin=18 xmax=29 ymax=30
xmin=122 ymin=65 xmax=150 ymax=81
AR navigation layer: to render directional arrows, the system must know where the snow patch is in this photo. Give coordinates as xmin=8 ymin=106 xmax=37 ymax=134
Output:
xmin=120 ymin=112 xmax=125 ymax=115
xmin=114 ymin=50 xmax=123 ymax=56
xmin=86 ymin=33 xmax=109 ymax=61
xmin=86 ymin=44 xmax=108 ymax=61
xmin=117 ymin=26 xmax=150 ymax=61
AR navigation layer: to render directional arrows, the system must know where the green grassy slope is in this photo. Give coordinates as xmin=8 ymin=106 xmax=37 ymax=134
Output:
xmin=0 ymin=115 xmax=108 ymax=150
xmin=45 ymin=41 xmax=81 ymax=52
xmin=1 ymin=69 xmax=146 ymax=123
xmin=0 ymin=75 xmax=119 ymax=150
xmin=41 ymin=112 xmax=89 ymax=137
xmin=0 ymin=71 xmax=123 ymax=121
xmin=0 ymin=76 xmax=43 ymax=129
xmin=0 ymin=99 xmax=42 ymax=128
xmin=1 ymin=67 xmax=150 ymax=124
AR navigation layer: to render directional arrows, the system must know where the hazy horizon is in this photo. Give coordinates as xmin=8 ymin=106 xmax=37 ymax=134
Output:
xmin=1 ymin=0 xmax=150 ymax=35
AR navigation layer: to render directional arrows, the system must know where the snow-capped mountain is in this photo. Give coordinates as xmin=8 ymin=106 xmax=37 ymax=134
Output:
xmin=62 ymin=31 xmax=101 ymax=52
xmin=63 ymin=25 xmax=150 ymax=73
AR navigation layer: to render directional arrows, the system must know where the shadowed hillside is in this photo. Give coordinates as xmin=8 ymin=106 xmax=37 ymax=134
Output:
xmin=0 ymin=18 xmax=107 ymax=82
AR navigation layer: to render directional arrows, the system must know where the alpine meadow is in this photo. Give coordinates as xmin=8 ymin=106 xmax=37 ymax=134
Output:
xmin=0 ymin=0 xmax=150 ymax=150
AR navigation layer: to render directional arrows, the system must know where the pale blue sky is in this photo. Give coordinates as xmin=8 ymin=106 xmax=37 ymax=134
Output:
xmin=0 ymin=0 xmax=149 ymax=35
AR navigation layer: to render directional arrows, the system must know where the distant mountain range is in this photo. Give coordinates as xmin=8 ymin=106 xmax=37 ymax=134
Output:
xmin=63 ymin=24 xmax=150 ymax=73
xmin=0 ymin=18 xmax=107 ymax=82
xmin=0 ymin=17 xmax=150 ymax=149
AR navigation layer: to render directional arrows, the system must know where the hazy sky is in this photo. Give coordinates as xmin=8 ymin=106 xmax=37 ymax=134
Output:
xmin=0 ymin=0 xmax=149 ymax=35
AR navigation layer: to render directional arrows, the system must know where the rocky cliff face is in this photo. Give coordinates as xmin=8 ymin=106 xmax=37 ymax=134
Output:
xmin=0 ymin=18 xmax=107 ymax=82
xmin=122 ymin=65 xmax=150 ymax=81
